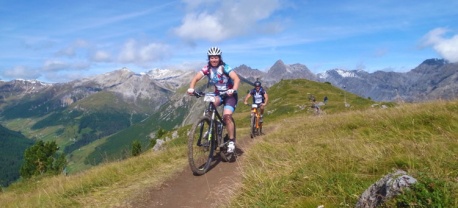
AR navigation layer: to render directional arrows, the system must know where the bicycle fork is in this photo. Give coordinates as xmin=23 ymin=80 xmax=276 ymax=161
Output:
xmin=252 ymin=107 xmax=261 ymax=128
xmin=196 ymin=111 xmax=215 ymax=148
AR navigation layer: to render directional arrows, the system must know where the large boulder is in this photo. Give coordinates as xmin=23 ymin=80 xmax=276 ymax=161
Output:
xmin=356 ymin=170 xmax=417 ymax=208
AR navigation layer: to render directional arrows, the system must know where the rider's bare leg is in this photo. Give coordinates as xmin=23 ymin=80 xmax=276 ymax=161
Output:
xmin=223 ymin=111 xmax=235 ymax=140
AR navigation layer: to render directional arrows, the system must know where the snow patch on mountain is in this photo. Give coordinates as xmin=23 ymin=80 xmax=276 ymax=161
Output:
xmin=336 ymin=69 xmax=359 ymax=78
xmin=146 ymin=68 xmax=184 ymax=80
xmin=318 ymin=69 xmax=360 ymax=79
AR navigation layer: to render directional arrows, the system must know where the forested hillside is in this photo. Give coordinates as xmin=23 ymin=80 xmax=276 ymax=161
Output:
xmin=0 ymin=124 xmax=34 ymax=187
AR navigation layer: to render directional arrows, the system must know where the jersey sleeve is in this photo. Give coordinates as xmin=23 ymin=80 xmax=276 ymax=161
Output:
xmin=223 ymin=64 xmax=233 ymax=75
xmin=201 ymin=66 xmax=209 ymax=75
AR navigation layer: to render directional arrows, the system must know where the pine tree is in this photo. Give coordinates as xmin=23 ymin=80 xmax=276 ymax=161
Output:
xmin=132 ymin=140 xmax=142 ymax=156
xmin=20 ymin=140 xmax=67 ymax=178
xmin=157 ymin=128 xmax=166 ymax=138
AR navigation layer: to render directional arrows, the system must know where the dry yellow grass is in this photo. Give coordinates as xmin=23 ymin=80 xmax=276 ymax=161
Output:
xmin=0 ymin=145 xmax=187 ymax=207
xmin=233 ymin=100 xmax=458 ymax=207
xmin=1 ymin=100 xmax=457 ymax=207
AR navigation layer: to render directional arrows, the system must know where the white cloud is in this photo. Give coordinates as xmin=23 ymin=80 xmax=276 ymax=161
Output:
xmin=174 ymin=13 xmax=226 ymax=42
xmin=56 ymin=39 xmax=90 ymax=57
xmin=118 ymin=39 xmax=171 ymax=66
xmin=72 ymin=62 xmax=91 ymax=70
xmin=422 ymin=28 xmax=458 ymax=63
xmin=182 ymin=0 xmax=218 ymax=10
xmin=43 ymin=60 xmax=90 ymax=72
xmin=56 ymin=47 xmax=76 ymax=57
xmin=174 ymin=0 xmax=283 ymax=42
xmin=2 ymin=66 xmax=41 ymax=80
xmin=92 ymin=50 xmax=112 ymax=62
xmin=1 ymin=62 xmax=89 ymax=82
xmin=43 ymin=60 xmax=69 ymax=71
xmin=42 ymin=71 xmax=90 ymax=83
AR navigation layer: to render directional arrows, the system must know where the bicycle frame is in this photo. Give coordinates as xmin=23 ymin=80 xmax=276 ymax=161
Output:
xmin=251 ymin=104 xmax=261 ymax=129
xmin=249 ymin=103 xmax=262 ymax=138
xmin=201 ymin=93 xmax=225 ymax=147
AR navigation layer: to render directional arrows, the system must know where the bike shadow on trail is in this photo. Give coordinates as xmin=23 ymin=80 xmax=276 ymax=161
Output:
xmin=194 ymin=147 xmax=245 ymax=176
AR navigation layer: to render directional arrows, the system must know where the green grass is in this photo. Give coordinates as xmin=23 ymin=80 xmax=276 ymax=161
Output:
xmin=231 ymin=100 xmax=458 ymax=207
xmin=1 ymin=79 xmax=456 ymax=207
xmin=0 ymin=129 xmax=190 ymax=207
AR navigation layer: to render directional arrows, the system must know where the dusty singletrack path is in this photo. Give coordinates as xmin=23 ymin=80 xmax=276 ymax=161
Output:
xmin=122 ymin=126 xmax=273 ymax=208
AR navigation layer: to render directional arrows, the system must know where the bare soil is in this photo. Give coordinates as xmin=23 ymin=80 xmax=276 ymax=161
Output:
xmin=122 ymin=130 xmax=262 ymax=208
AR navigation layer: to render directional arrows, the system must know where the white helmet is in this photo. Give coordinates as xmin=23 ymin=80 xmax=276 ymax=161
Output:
xmin=207 ymin=47 xmax=222 ymax=56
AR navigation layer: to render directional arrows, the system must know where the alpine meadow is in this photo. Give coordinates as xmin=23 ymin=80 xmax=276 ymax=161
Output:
xmin=0 ymin=78 xmax=457 ymax=207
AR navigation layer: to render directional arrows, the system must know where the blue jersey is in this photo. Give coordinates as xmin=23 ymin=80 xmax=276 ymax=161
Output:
xmin=249 ymin=87 xmax=266 ymax=104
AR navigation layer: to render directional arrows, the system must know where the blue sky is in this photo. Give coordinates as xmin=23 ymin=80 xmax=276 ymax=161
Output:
xmin=1 ymin=0 xmax=457 ymax=83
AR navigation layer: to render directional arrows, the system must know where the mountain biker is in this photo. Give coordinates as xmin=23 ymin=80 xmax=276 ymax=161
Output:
xmin=243 ymin=80 xmax=268 ymax=122
xmin=187 ymin=47 xmax=241 ymax=153
xmin=312 ymin=98 xmax=320 ymax=114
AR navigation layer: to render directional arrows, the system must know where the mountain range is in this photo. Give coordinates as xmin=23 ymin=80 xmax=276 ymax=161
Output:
xmin=234 ymin=58 xmax=457 ymax=102
xmin=0 ymin=58 xmax=456 ymax=186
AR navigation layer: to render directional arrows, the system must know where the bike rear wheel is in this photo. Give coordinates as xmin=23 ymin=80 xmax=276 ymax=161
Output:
xmin=188 ymin=116 xmax=216 ymax=175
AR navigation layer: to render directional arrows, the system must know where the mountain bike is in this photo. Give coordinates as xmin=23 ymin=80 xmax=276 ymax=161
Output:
xmin=188 ymin=91 xmax=236 ymax=175
xmin=311 ymin=102 xmax=321 ymax=116
xmin=248 ymin=103 xmax=263 ymax=138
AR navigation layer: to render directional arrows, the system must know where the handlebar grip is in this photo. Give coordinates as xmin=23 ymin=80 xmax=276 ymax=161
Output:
xmin=193 ymin=91 xmax=202 ymax=97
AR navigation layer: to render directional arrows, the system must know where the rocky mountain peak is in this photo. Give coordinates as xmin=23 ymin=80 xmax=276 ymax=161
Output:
xmin=271 ymin=60 xmax=286 ymax=71
xmin=233 ymin=64 xmax=265 ymax=80
xmin=266 ymin=60 xmax=287 ymax=77
xmin=411 ymin=58 xmax=449 ymax=74
xmin=420 ymin=58 xmax=448 ymax=66
xmin=266 ymin=59 xmax=317 ymax=81
xmin=0 ymin=79 xmax=53 ymax=99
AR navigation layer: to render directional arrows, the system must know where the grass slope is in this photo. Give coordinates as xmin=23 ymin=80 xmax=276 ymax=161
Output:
xmin=1 ymin=79 xmax=456 ymax=207
xmin=232 ymin=100 xmax=457 ymax=207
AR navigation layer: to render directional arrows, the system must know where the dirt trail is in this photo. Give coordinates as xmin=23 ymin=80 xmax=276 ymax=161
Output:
xmin=122 ymin=129 xmax=262 ymax=208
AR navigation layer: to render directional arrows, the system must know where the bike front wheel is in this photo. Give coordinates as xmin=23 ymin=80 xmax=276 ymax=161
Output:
xmin=250 ymin=115 xmax=256 ymax=138
xmin=188 ymin=116 xmax=216 ymax=175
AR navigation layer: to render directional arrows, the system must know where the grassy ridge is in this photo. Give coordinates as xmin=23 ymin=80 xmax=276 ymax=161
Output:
xmin=236 ymin=79 xmax=382 ymax=128
xmin=1 ymin=79 xmax=456 ymax=207
xmin=0 ymin=128 xmax=191 ymax=207
xmin=232 ymin=100 xmax=458 ymax=207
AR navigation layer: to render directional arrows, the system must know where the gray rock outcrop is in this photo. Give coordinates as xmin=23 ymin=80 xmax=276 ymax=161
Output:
xmin=355 ymin=170 xmax=417 ymax=208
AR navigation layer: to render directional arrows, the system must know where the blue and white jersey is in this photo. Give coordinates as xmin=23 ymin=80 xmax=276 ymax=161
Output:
xmin=200 ymin=64 xmax=234 ymax=93
xmin=249 ymin=87 xmax=266 ymax=104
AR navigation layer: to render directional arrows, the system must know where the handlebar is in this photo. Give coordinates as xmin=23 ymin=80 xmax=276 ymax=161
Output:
xmin=192 ymin=91 xmax=205 ymax=98
xmin=246 ymin=103 xmax=263 ymax=108
xmin=191 ymin=91 xmax=229 ymax=98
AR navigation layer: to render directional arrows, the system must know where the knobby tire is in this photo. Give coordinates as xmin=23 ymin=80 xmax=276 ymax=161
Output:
xmin=188 ymin=116 xmax=216 ymax=175
xmin=250 ymin=115 xmax=256 ymax=138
